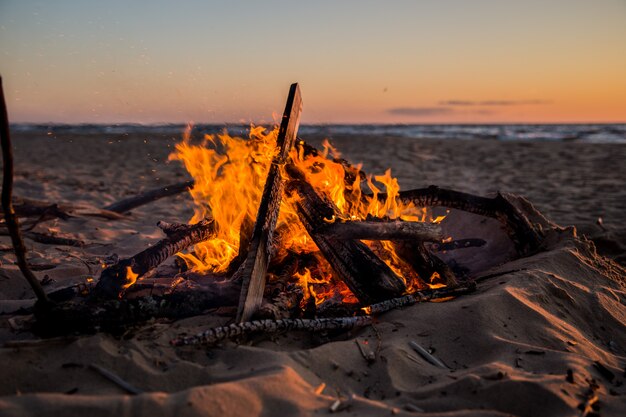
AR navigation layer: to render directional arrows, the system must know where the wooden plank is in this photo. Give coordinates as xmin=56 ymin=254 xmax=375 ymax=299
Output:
xmin=236 ymin=83 xmax=302 ymax=322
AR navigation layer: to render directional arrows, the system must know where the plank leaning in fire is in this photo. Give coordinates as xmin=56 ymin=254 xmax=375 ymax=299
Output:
xmin=235 ymin=83 xmax=303 ymax=322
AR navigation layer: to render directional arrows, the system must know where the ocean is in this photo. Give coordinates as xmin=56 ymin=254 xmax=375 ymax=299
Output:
xmin=10 ymin=123 xmax=626 ymax=144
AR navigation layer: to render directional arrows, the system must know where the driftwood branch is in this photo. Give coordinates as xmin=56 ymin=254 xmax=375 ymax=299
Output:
xmin=0 ymin=76 xmax=50 ymax=306
xmin=318 ymin=219 xmax=442 ymax=241
xmin=381 ymin=186 xmax=542 ymax=255
xmin=94 ymin=218 xmax=217 ymax=298
xmin=236 ymin=83 xmax=303 ymax=323
xmin=103 ymin=180 xmax=194 ymax=213
xmin=171 ymin=316 xmax=373 ymax=346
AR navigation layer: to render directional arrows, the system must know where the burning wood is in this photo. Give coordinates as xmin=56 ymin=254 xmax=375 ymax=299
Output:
xmin=94 ymin=219 xmax=217 ymax=298
xmin=235 ymin=82 xmax=303 ymax=322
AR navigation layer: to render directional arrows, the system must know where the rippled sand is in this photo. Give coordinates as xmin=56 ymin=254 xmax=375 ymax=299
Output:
xmin=1 ymin=131 xmax=624 ymax=417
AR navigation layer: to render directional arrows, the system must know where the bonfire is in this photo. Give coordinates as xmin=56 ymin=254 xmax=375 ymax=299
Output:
xmin=3 ymin=83 xmax=543 ymax=342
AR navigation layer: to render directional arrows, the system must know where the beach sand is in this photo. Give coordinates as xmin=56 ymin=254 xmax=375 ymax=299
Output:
xmin=0 ymin=131 xmax=625 ymax=416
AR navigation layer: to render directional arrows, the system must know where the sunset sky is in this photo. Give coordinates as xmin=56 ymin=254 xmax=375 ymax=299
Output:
xmin=1 ymin=0 xmax=625 ymax=124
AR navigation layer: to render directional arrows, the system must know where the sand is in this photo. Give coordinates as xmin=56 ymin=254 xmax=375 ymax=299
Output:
xmin=0 ymin=131 xmax=625 ymax=416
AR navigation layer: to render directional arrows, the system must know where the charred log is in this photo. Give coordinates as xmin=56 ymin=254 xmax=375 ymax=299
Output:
xmin=94 ymin=218 xmax=217 ymax=299
xmin=393 ymin=240 xmax=459 ymax=287
xmin=236 ymin=83 xmax=303 ymax=323
xmin=318 ymin=218 xmax=442 ymax=241
xmin=430 ymin=238 xmax=486 ymax=252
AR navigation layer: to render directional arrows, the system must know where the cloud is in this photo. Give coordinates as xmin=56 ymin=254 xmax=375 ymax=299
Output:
xmin=439 ymin=99 xmax=552 ymax=106
xmin=387 ymin=107 xmax=455 ymax=116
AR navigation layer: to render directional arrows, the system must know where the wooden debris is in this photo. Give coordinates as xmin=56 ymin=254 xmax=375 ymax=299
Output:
xmin=386 ymin=186 xmax=542 ymax=255
xmin=430 ymin=238 xmax=486 ymax=252
xmin=365 ymin=285 xmax=474 ymax=315
xmin=2 ymin=196 xmax=125 ymax=221
xmin=169 ymin=286 xmax=469 ymax=347
xmin=408 ymin=340 xmax=449 ymax=369
xmin=318 ymin=219 xmax=442 ymax=241
xmin=171 ymin=316 xmax=372 ymax=346
xmin=103 ymin=180 xmax=194 ymax=213
xmin=16 ymin=230 xmax=84 ymax=247
xmin=355 ymin=338 xmax=376 ymax=363
xmin=236 ymin=83 xmax=303 ymax=323
xmin=0 ymin=76 xmax=50 ymax=306
xmin=89 ymin=363 xmax=143 ymax=395
xmin=94 ymin=218 xmax=217 ymax=298
xmin=393 ymin=240 xmax=459 ymax=287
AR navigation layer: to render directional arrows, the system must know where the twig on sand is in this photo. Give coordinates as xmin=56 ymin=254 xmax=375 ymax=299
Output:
xmin=355 ymin=338 xmax=376 ymax=363
xmin=88 ymin=363 xmax=143 ymax=395
xmin=171 ymin=316 xmax=373 ymax=347
xmin=103 ymin=180 xmax=194 ymax=213
xmin=0 ymin=76 xmax=50 ymax=306
xmin=0 ymin=229 xmax=85 ymax=247
xmin=408 ymin=340 xmax=449 ymax=369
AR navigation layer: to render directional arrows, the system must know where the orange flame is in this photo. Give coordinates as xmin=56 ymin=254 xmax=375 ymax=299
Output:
xmin=169 ymin=125 xmax=446 ymax=305
xmin=122 ymin=266 xmax=139 ymax=290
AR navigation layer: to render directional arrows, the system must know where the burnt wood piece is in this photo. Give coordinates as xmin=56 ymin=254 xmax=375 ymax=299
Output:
xmin=103 ymin=180 xmax=194 ymax=213
xmin=94 ymin=218 xmax=217 ymax=299
xmin=236 ymin=83 xmax=303 ymax=323
xmin=318 ymin=219 xmax=442 ymax=241
xmin=393 ymin=240 xmax=459 ymax=287
xmin=171 ymin=316 xmax=373 ymax=347
xmin=34 ymin=279 xmax=241 ymax=336
xmin=0 ymin=77 xmax=50 ymax=306
xmin=374 ymin=186 xmax=542 ymax=255
xmin=286 ymin=174 xmax=406 ymax=305
xmin=430 ymin=238 xmax=486 ymax=252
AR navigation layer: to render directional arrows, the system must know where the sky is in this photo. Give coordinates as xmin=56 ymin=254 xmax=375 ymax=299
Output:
xmin=1 ymin=0 xmax=625 ymax=124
